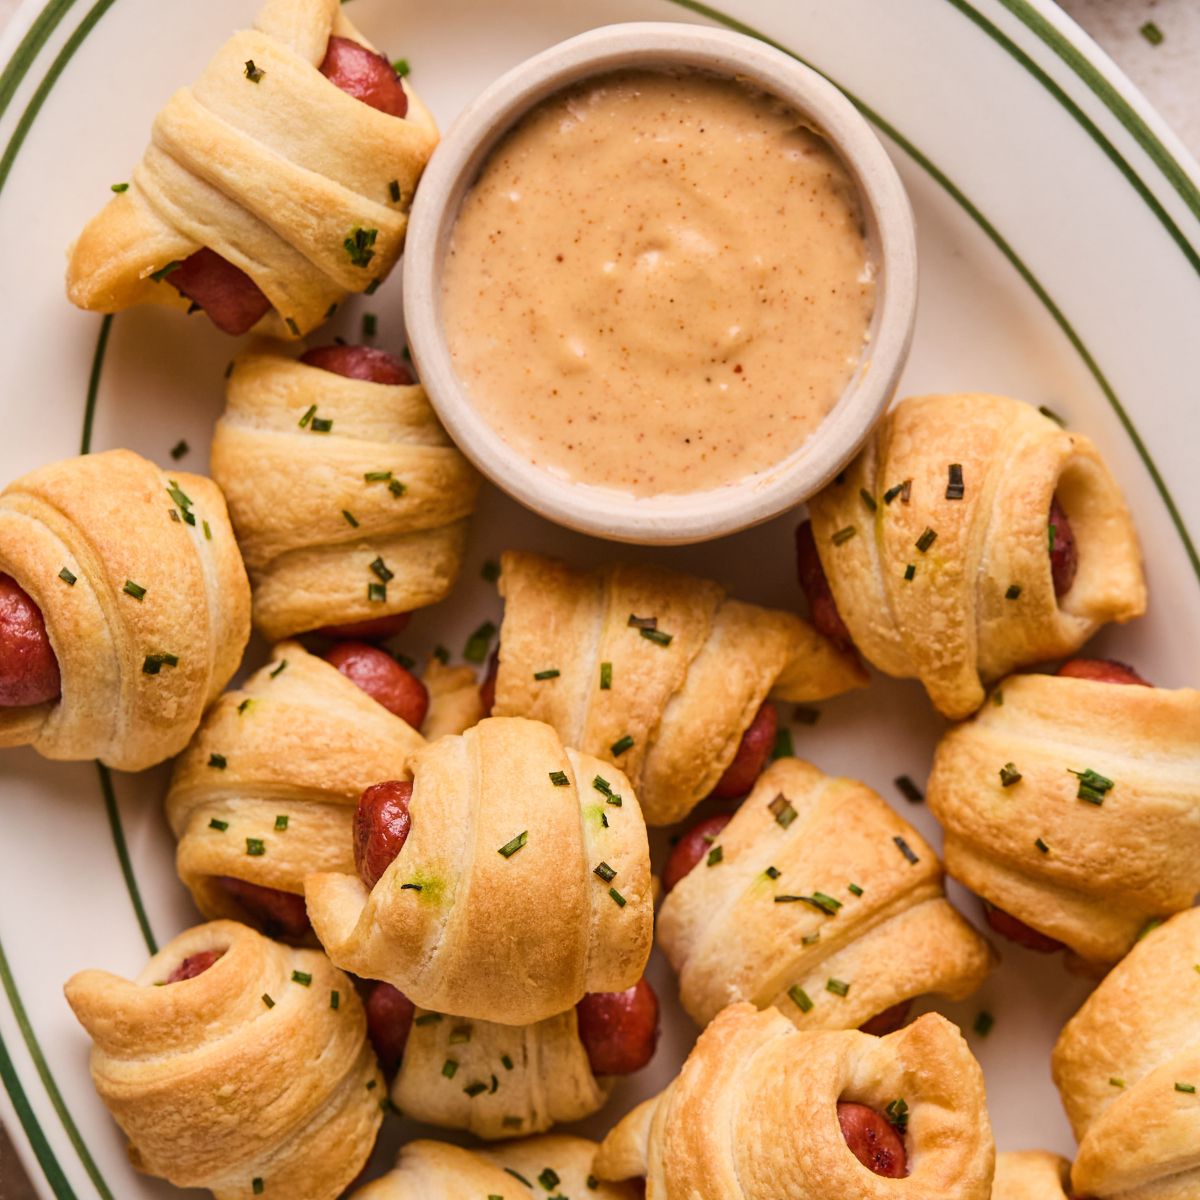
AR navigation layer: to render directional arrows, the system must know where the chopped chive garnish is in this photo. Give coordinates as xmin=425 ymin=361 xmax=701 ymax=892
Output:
xmin=202 ymin=519 xmax=211 ymax=540
xmin=298 ymin=404 xmax=316 ymax=428
xmin=594 ymin=862 xmax=616 ymax=882
xmin=58 ymin=567 xmax=77 ymax=585
xmin=291 ymin=970 xmax=312 ymax=986
xmin=388 ymin=179 xmax=401 ymax=202
xmin=142 ymin=652 xmax=179 ymax=674
xmin=270 ymin=658 xmax=288 ymax=678
xmin=945 ymin=463 xmax=964 ymax=500
xmin=413 ymin=1013 xmax=442 ymax=1026
xmin=1141 ymin=20 xmax=1164 ymax=46
xmin=501 ymin=1054 xmax=514 ymax=1070
xmin=1038 ymin=404 xmax=1066 ymax=425
xmin=611 ymin=734 xmax=635 ymax=756
xmin=122 ymin=579 xmax=146 ymax=600
xmin=771 ymin=726 xmax=794 ymax=760
xmin=548 ymin=770 xmax=569 ymax=786
xmin=1069 ymin=767 xmax=1114 ymax=804
xmin=343 ymin=226 xmax=379 ymax=268
xmin=1109 ymin=1077 xmax=1125 ymax=1088
xmin=367 ymin=582 xmax=387 ymax=603
xmin=706 ymin=845 xmax=723 ymax=867
xmin=208 ymin=755 xmax=227 ymax=771
xmin=238 ymin=698 xmax=254 ymax=715
xmin=274 ymin=815 xmax=289 ymax=831
xmin=1137 ymin=918 xmax=1164 ymax=941
xmin=342 ymin=509 xmax=359 ymax=527
xmin=464 ymin=621 xmax=497 ymax=663
xmin=593 ymin=775 xmax=621 ymax=805
xmin=310 ymin=416 xmax=333 ymax=433
xmin=533 ymin=668 xmax=560 ymax=680
xmin=992 ymin=689 xmax=1004 ymax=706
xmin=433 ymin=645 xmax=449 ymax=664
xmin=364 ymin=470 xmax=392 ymax=482
xmin=448 ymin=1025 xmax=471 ymax=1045
xmin=1035 ymin=837 xmax=1050 ymax=854
xmin=400 ymin=883 xmax=422 ymax=891
xmin=365 ymin=278 xmax=382 ymax=295
xmin=369 ymin=556 xmax=394 ymax=583
xmin=831 ymin=525 xmax=857 ymax=546
xmin=362 ymin=312 xmax=377 ymax=338
xmin=826 ymin=978 xmax=850 ymax=997
xmin=1049 ymin=522 xmax=1057 ymax=553
xmin=904 ymin=562 xmax=916 ymax=581
xmin=252 ymin=1179 xmax=264 ymax=1196
xmin=765 ymin=866 xmax=781 ymax=880
xmin=169 ymin=439 xmax=189 ymax=461
xmin=885 ymin=1098 xmax=910 ymax=1133
xmin=481 ymin=559 xmax=501 ymax=582
xmin=463 ymin=1081 xmax=487 ymax=1098
xmin=798 ymin=893 xmax=842 ymax=915
xmin=608 ymin=887 xmax=627 ymax=907
xmin=244 ymin=59 xmax=264 ymax=82
xmin=246 ymin=837 xmax=265 ymax=857
xmin=893 ymin=835 xmax=919 ymax=864
xmin=895 ymin=775 xmax=923 ymax=804
xmin=208 ymin=818 xmax=228 ymax=831
xmin=769 ymin=793 xmax=798 ymax=828
xmin=1005 ymin=583 xmax=1022 ymax=600
xmin=388 ymin=478 xmax=406 ymax=497
xmin=627 ymin=614 xmax=657 ymax=630
xmin=973 ymin=1011 xmax=995 ymax=1037
xmin=640 ymin=627 xmax=673 ymax=647
xmin=539 ymin=1170 xmax=561 ymax=1191
xmin=916 ymin=527 xmax=937 ymax=553
xmin=498 ymin=830 xmax=528 ymax=858
xmin=999 ymin=762 xmax=1022 ymax=787
xmin=330 ymin=990 xmax=340 ymax=1010
xmin=794 ymin=705 xmax=820 ymax=726
xmin=587 ymin=1176 xmax=599 ymax=1190
xmin=788 ymin=984 xmax=813 ymax=1013
xmin=883 ymin=480 xmax=911 ymax=504
xmin=859 ymin=488 xmax=877 ymax=511
xmin=285 ymin=317 xmax=301 ymax=337
xmin=848 ymin=883 xmax=864 ymax=896
xmin=1175 ymin=1082 xmax=1196 ymax=1094
xmin=599 ymin=661 xmax=613 ymax=689
xmin=441 ymin=1059 xmax=458 ymax=1078
xmin=149 ymin=260 xmax=182 ymax=282
xmin=111 ymin=181 xmax=129 ymax=193
xmin=261 ymin=994 xmax=274 ymax=1009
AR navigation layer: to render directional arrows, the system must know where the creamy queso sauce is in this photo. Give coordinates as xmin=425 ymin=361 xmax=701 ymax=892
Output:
xmin=441 ymin=69 xmax=876 ymax=497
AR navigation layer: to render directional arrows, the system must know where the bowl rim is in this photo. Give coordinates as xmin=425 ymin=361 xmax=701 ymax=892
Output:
xmin=403 ymin=20 xmax=918 ymax=545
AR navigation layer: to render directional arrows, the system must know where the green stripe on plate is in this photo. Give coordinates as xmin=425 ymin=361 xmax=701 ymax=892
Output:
xmin=0 ymin=935 xmax=114 ymax=1199
xmin=97 ymin=762 xmax=157 ymax=956
xmin=0 ymin=1028 xmax=77 ymax=1200
xmin=80 ymin=313 xmax=112 ymax=456
xmin=0 ymin=0 xmax=80 ymax=122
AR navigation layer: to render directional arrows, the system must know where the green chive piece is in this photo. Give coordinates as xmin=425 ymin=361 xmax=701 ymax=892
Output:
xmin=999 ymin=762 xmax=1022 ymax=787
xmin=848 ymin=883 xmax=864 ymax=897
xmin=388 ymin=179 xmax=402 ymax=202
xmin=1035 ymin=837 xmax=1050 ymax=854
xmin=548 ymin=770 xmax=569 ymax=787
xmin=413 ymin=1013 xmax=442 ymax=1026
xmin=110 ymin=181 xmax=129 ymax=193
xmin=369 ymin=556 xmax=394 ymax=583
xmin=238 ymin=698 xmax=254 ymax=715
xmin=916 ymin=527 xmax=937 ymax=553
xmin=1005 ymin=583 xmax=1022 ymax=600
xmin=903 ymin=562 xmax=916 ymax=581
xmin=1039 ymin=405 xmax=1066 ymax=426
xmin=330 ymin=991 xmax=340 ymax=1010
xmin=58 ymin=567 xmax=77 ymax=585
xmin=142 ymin=652 xmax=179 ymax=674
xmin=481 ymin=559 xmax=501 ymax=583
xmin=392 ymin=57 xmax=411 ymax=76
xmin=794 ymin=705 xmax=820 ymax=726
xmin=298 ymin=404 xmax=317 ymax=428
xmin=244 ymin=59 xmax=264 ymax=82
xmin=973 ymin=1011 xmax=995 ymax=1037
xmin=787 ymin=984 xmax=813 ymax=1013
xmin=463 ymin=1081 xmax=487 ymax=1098
xmin=365 ymin=278 xmax=382 ymax=295
xmin=149 ymin=260 xmax=182 ymax=282
xmin=639 ymin=626 xmax=673 ymax=647
xmin=1137 ymin=918 xmax=1165 ymax=941
xmin=771 ymin=727 xmax=795 ymax=761
xmin=364 ymin=470 xmax=392 ymax=483
xmin=608 ymin=887 xmax=627 ymax=908
xmin=270 ymin=658 xmax=288 ymax=678
xmin=464 ymin=621 xmax=497 ymax=663
xmin=498 ymin=831 xmax=528 ymax=859
xmin=388 ymin=478 xmax=406 ymax=497
xmin=169 ymin=439 xmax=189 ymax=461
xmin=885 ymin=1098 xmax=910 ymax=1133
xmin=533 ymin=668 xmax=560 ymax=680
xmin=441 ymin=1059 xmax=457 ymax=1079
xmin=310 ymin=416 xmax=333 ymax=433
xmin=764 ymin=866 xmax=781 ymax=880
xmin=599 ymin=661 xmax=613 ymax=689
xmin=1069 ymin=767 xmax=1114 ymax=804
xmin=1049 ymin=522 xmax=1057 ymax=553
xmin=945 ymin=463 xmax=965 ymax=500
xmin=627 ymin=614 xmax=657 ymax=630
xmin=1176 ymin=1082 xmax=1196 ymax=1094
xmin=433 ymin=645 xmax=449 ymax=664
xmin=587 ymin=1175 xmax=599 ymax=1190
xmin=343 ymin=226 xmax=379 ymax=268
xmin=246 ymin=837 xmax=265 ymax=857
xmin=706 ymin=845 xmax=723 ymax=867
xmin=362 ymin=312 xmax=377 ymax=338
xmin=831 ymin=525 xmax=857 ymax=546
xmin=285 ymin=317 xmax=301 ymax=337
xmin=1141 ymin=20 xmax=1164 ymax=46
xmin=291 ymin=970 xmax=312 ymax=986
xmin=538 ymin=1168 xmax=561 ymax=1190
xmin=122 ymin=579 xmax=146 ymax=600
xmin=895 ymin=775 xmax=924 ymax=804
xmin=208 ymin=755 xmax=227 ymax=771
xmin=342 ymin=509 xmax=359 ymax=527
xmin=883 ymin=480 xmax=911 ymax=504
xmin=992 ymin=689 xmax=1004 ymax=706
xmin=208 ymin=817 xmax=228 ymax=831
xmin=501 ymin=1054 xmax=514 ymax=1070
xmin=594 ymin=862 xmax=616 ymax=882
xmin=367 ymin=582 xmax=387 ymax=603
xmin=826 ymin=978 xmax=850 ymax=997
xmin=448 ymin=1025 xmax=472 ymax=1045
xmin=1109 ymin=1077 xmax=1125 ymax=1088
xmin=769 ymin=793 xmax=798 ymax=829
xmin=611 ymin=734 xmax=635 ymax=756
xmin=202 ymin=519 xmax=211 ymax=540
xmin=252 ymin=1178 xmax=264 ymax=1195
xmin=261 ymin=994 xmax=274 ymax=1009
xmin=400 ymin=883 xmax=422 ymax=892
xmin=894 ymin=835 xmax=919 ymax=864
xmin=859 ymin=488 xmax=877 ymax=512
xmin=274 ymin=815 xmax=289 ymax=832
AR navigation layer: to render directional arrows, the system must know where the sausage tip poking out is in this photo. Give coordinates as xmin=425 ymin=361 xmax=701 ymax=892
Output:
xmin=858 ymin=999 xmax=913 ymax=1038
xmin=0 ymin=573 xmax=61 ymax=707
xmin=661 ymin=813 xmax=733 ymax=895
xmin=364 ymin=981 xmax=415 ymax=1075
xmin=355 ymin=780 xmax=414 ymax=889
xmin=795 ymin=520 xmax=852 ymax=647
xmin=169 ymin=247 xmax=271 ymax=336
xmin=575 ymin=978 xmax=660 ymax=1077
xmin=300 ymin=344 xmax=415 ymax=386
xmin=837 ymin=1101 xmax=908 ymax=1178
xmin=312 ymin=612 xmax=412 ymax=642
xmin=319 ymin=36 xmax=409 ymax=118
xmin=323 ymin=642 xmax=429 ymax=728
xmin=710 ymin=701 xmax=777 ymax=799
xmin=1048 ymin=496 xmax=1078 ymax=598
xmin=479 ymin=646 xmax=499 ymax=717
xmin=1056 ymin=657 xmax=1150 ymax=687
xmin=164 ymin=949 xmax=225 ymax=984
xmin=213 ymin=876 xmax=312 ymax=941
xmin=983 ymin=903 xmax=1065 ymax=954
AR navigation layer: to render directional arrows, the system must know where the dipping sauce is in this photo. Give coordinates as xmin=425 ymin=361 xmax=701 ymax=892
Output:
xmin=440 ymin=69 xmax=876 ymax=497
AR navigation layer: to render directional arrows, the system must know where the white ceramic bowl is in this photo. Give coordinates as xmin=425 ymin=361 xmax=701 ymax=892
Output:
xmin=404 ymin=22 xmax=918 ymax=545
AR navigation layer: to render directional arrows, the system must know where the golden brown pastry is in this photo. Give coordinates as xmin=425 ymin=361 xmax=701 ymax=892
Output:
xmin=165 ymin=641 xmax=426 ymax=940
xmin=306 ymin=716 xmax=653 ymax=1024
xmin=928 ymin=666 xmax=1200 ymax=965
xmin=211 ymin=348 xmax=479 ymax=640
xmin=0 ymin=449 xmax=249 ymax=770
xmin=64 ymin=920 xmax=383 ymax=1200
xmin=595 ymin=1002 xmax=994 ymax=1198
xmin=992 ymin=1152 xmax=1072 ymax=1199
xmin=657 ymin=757 xmax=993 ymax=1032
xmin=351 ymin=1135 xmax=638 ymax=1199
xmin=66 ymin=0 xmax=438 ymax=338
xmin=1052 ymin=908 xmax=1200 ymax=1200
xmin=491 ymin=550 xmax=867 ymax=825
xmin=803 ymin=394 xmax=1145 ymax=719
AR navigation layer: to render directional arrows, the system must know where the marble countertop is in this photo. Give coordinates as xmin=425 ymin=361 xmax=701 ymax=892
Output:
xmin=0 ymin=1 xmax=1196 ymax=1197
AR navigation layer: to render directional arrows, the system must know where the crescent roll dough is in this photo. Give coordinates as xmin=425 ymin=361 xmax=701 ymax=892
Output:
xmin=211 ymin=351 xmax=480 ymax=640
xmin=351 ymin=1135 xmax=638 ymax=1200
xmin=658 ymin=758 xmax=993 ymax=1030
xmin=594 ymin=1003 xmax=994 ymax=1199
xmin=166 ymin=641 xmax=425 ymax=929
xmin=928 ymin=671 xmax=1200 ymax=964
xmin=807 ymin=394 xmax=1145 ymax=719
xmin=993 ymin=1152 xmax=1072 ymax=1199
xmin=493 ymin=550 xmax=867 ymax=825
xmin=1052 ymin=909 xmax=1200 ymax=1200
xmin=391 ymin=1005 xmax=610 ymax=1139
xmin=64 ymin=920 xmax=383 ymax=1200
xmin=66 ymin=0 xmax=438 ymax=337
xmin=0 ymin=449 xmax=249 ymax=769
xmin=306 ymin=716 xmax=653 ymax=1024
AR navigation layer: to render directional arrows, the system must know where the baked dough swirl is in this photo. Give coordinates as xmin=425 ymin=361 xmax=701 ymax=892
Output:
xmin=0 ymin=449 xmax=249 ymax=769
xmin=493 ymin=550 xmax=866 ymax=825
xmin=391 ymin=1005 xmax=610 ymax=1140
xmin=658 ymin=758 xmax=993 ymax=1030
xmin=211 ymin=351 xmax=479 ymax=640
xmin=306 ymin=716 xmax=653 ymax=1024
xmin=64 ymin=920 xmax=383 ymax=1200
xmin=993 ymin=1152 xmax=1072 ymax=1199
xmin=66 ymin=0 xmax=438 ymax=337
xmin=351 ymin=1135 xmax=637 ymax=1199
xmin=594 ymin=1002 xmax=994 ymax=1198
xmin=1052 ymin=908 xmax=1200 ymax=1200
xmin=928 ymin=670 xmax=1200 ymax=964
xmin=806 ymin=394 xmax=1145 ymax=718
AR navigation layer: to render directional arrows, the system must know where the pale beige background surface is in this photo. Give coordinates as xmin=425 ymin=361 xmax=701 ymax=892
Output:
xmin=0 ymin=0 xmax=1196 ymax=1196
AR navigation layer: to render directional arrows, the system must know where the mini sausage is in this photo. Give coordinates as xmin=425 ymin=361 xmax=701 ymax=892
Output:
xmin=837 ymin=1101 xmax=908 ymax=1178
xmin=214 ymin=876 xmax=312 ymax=941
xmin=355 ymin=780 xmax=413 ymax=888
xmin=0 ymin=574 xmax=60 ymax=707
xmin=983 ymin=903 xmax=1065 ymax=954
xmin=1056 ymin=657 xmax=1150 ymax=687
xmin=323 ymin=642 xmax=429 ymax=729
xmin=319 ymin=36 xmax=409 ymax=118
xmin=364 ymin=981 xmax=415 ymax=1075
xmin=858 ymin=999 xmax=913 ymax=1038
xmin=575 ymin=978 xmax=660 ymax=1077
xmin=795 ymin=521 xmax=852 ymax=647
xmin=479 ymin=647 xmax=499 ymax=717
xmin=710 ymin=702 xmax=777 ymax=799
xmin=312 ymin=613 xmax=413 ymax=642
xmin=300 ymin=344 xmax=415 ymax=386
xmin=661 ymin=814 xmax=733 ymax=895
xmin=164 ymin=949 xmax=225 ymax=984
xmin=168 ymin=247 xmax=272 ymax=336
xmin=1049 ymin=496 xmax=1078 ymax=598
